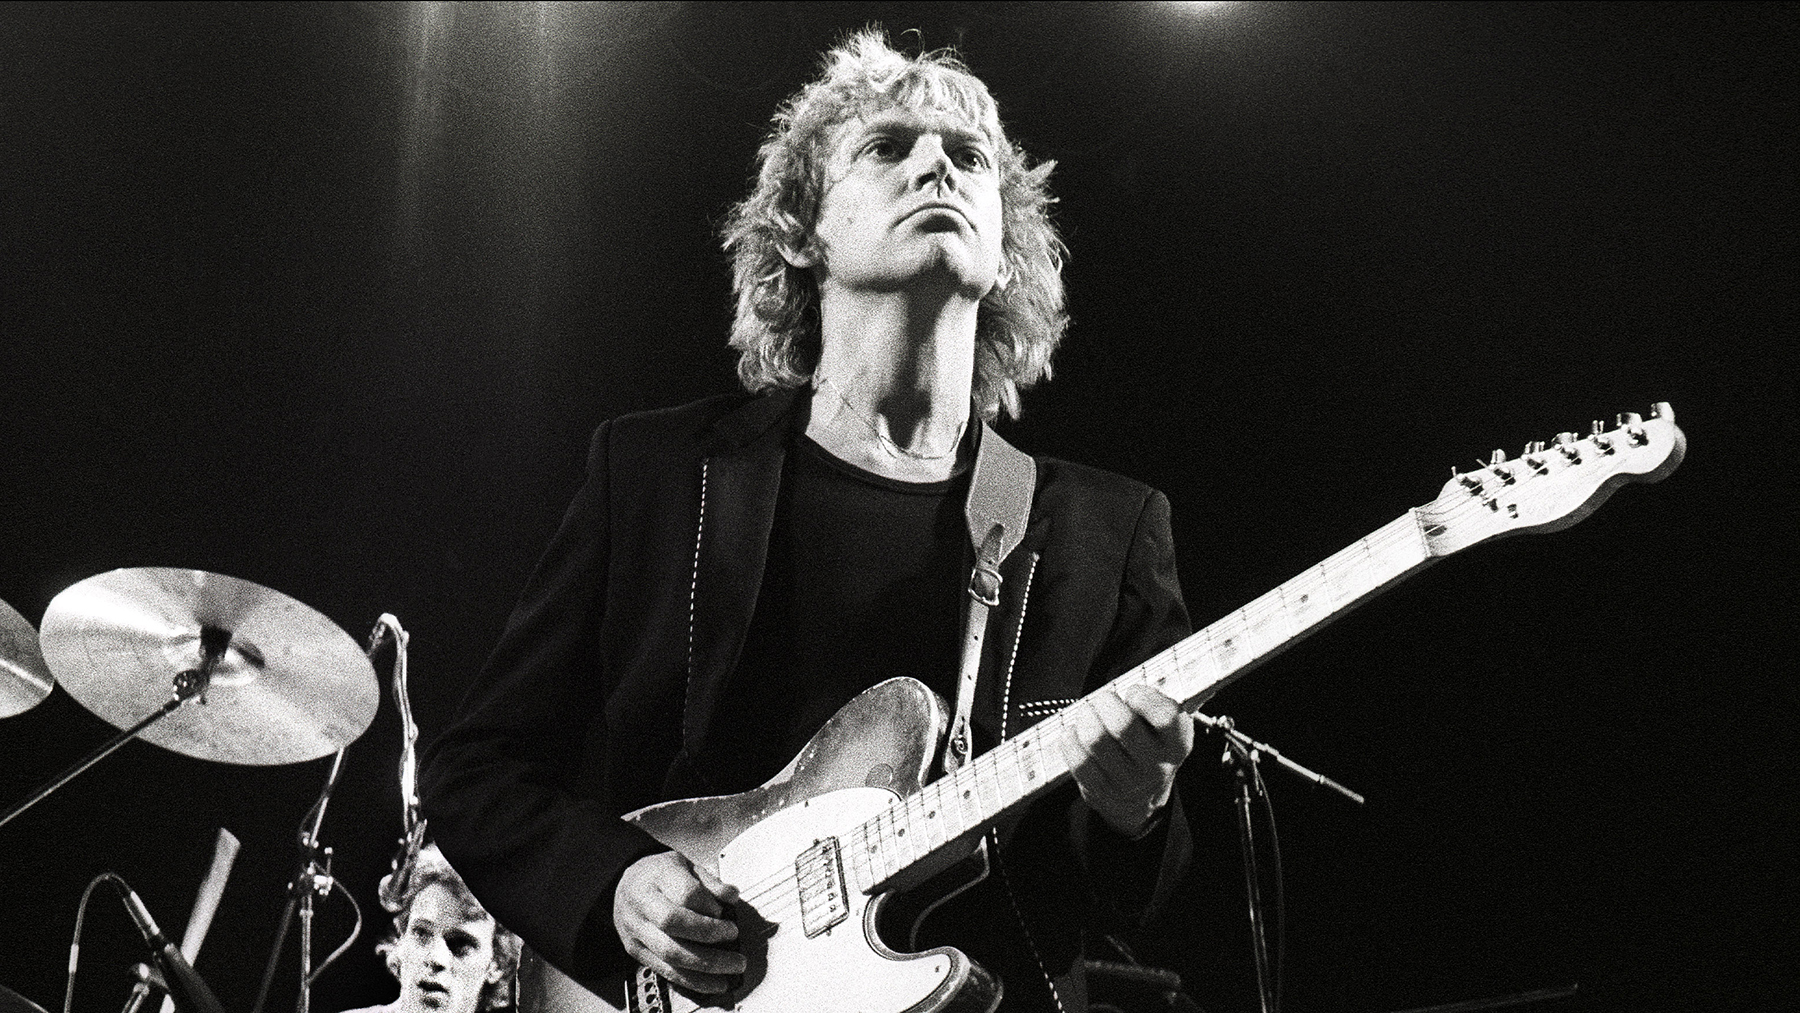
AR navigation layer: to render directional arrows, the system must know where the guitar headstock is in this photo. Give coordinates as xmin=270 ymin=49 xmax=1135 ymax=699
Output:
xmin=1417 ymin=402 xmax=1687 ymax=557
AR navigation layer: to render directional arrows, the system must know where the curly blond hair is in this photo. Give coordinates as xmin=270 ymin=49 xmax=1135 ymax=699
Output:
xmin=719 ymin=28 xmax=1068 ymax=421
xmin=376 ymin=844 xmax=521 ymax=1012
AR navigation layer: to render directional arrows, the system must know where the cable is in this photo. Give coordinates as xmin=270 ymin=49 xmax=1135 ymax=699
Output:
xmin=64 ymin=872 xmax=116 ymax=1013
xmin=305 ymin=877 xmax=364 ymax=985
xmin=1253 ymin=759 xmax=1286 ymax=1013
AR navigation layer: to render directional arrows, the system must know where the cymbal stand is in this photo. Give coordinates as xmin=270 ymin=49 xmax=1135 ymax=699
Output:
xmin=251 ymin=747 xmax=347 ymax=1013
xmin=1198 ymin=714 xmax=1365 ymax=1013
xmin=0 ymin=626 xmax=230 ymax=831
xmin=254 ymin=616 xmax=398 ymax=1013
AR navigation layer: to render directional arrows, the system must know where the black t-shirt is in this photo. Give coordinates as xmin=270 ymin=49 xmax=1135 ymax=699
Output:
xmin=688 ymin=433 xmax=970 ymax=794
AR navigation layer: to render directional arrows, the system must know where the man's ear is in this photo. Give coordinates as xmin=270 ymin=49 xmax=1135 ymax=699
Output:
xmin=780 ymin=237 xmax=821 ymax=269
xmin=992 ymin=257 xmax=1014 ymax=293
xmin=484 ymin=959 xmax=506 ymax=986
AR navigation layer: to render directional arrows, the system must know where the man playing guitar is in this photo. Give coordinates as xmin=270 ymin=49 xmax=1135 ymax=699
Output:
xmin=422 ymin=30 xmax=1198 ymax=1013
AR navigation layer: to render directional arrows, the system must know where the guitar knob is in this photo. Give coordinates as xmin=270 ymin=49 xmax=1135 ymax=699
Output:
xmin=1553 ymin=432 xmax=1577 ymax=445
xmin=1523 ymin=440 xmax=1547 ymax=456
xmin=1617 ymin=412 xmax=1643 ymax=427
xmin=1488 ymin=449 xmax=1507 ymax=467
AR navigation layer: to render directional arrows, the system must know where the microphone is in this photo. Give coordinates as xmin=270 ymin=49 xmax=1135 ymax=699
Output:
xmin=113 ymin=878 xmax=227 ymax=1013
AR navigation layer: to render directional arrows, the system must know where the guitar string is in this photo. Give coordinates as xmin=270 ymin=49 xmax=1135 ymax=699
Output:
xmin=713 ymin=450 xmax=1627 ymax=921
xmin=727 ymin=504 xmax=1454 ymax=917
xmin=726 ymin=505 xmax=1440 ymax=917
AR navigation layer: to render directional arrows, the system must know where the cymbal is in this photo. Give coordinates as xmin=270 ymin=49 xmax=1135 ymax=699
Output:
xmin=0 ymin=599 xmax=55 ymax=719
xmin=0 ymin=986 xmax=49 ymax=1013
xmin=40 ymin=568 xmax=378 ymax=765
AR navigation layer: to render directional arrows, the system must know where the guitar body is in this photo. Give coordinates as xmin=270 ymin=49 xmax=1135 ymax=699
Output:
xmin=525 ymin=677 xmax=1001 ymax=1013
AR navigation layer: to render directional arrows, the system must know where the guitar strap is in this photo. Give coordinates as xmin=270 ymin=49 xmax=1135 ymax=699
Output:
xmin=945 ymin=422 xmax=1036 ymax=774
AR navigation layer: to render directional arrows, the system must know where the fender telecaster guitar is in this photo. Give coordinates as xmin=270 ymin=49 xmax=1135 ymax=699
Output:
xmin=529 ymin=404 xmax=1686 ymax=1013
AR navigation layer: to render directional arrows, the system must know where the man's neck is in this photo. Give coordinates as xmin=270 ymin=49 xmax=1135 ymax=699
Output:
xmin=805 ymin=286 xmax=979 ymax=483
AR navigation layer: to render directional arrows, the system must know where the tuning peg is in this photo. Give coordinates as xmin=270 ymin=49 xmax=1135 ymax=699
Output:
xmin=1554 ymin=432 xmax=1582 ymax=462
xmin=1488 ymin=449 xmax=1507 ymax=467
xmin=1589 ymin=420 xmax=1617 ymax=453
xmin=1618 ymin=411 xmax=1643 ymax=427
xmin=1523 ymin=440 xmax=1546 ymax=456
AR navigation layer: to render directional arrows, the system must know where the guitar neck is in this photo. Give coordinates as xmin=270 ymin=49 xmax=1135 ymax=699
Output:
xmin=849 ymin=510 xmax=1435 ymax=893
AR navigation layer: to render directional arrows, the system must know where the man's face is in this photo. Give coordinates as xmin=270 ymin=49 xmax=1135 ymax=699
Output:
xmin=392 ymin=883 xmax=501 ymax=1013
xmin=798 ymin=103 xmax=1007 ymax=299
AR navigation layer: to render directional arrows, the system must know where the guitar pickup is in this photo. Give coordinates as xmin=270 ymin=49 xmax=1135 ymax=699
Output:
xmin=797 ymin=836 xmax=850 ymax=938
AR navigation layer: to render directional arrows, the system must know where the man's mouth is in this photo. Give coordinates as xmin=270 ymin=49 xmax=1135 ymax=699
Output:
xmin=902 ymin=202 xmax=969 ymax=227
xmin=416 ymin=980 xmax=450 ymax=1007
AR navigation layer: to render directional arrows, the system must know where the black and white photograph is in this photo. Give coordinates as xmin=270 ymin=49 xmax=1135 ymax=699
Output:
xmin=2 ymin=4 xmax=1792 ymax=1013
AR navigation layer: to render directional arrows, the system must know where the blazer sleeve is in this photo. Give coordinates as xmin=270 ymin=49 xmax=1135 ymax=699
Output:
xmin=1075 ymin=486 xmax=1195 ymax=926
xmin=419 ymin=421 xmax=666 ymax=976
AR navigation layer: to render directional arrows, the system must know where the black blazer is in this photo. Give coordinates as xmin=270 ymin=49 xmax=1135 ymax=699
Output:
xmin=420 ymin=390 xmax=1194 ymax=1002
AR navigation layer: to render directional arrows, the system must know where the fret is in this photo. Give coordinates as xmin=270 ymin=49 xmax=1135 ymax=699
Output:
xmin=914 ymin=782 xmax=948 ymax=852
xmin=977 ymin=753 xmax=1007 ymax=818
xmin=851 ymin=826 xmax=878 ymax=893
xmin=997 ymin=736 xmax=1029 ymax=807
xmin=946 ymin=766 xmax=981 ymax=838
xmin=882 ymin=797 xmax=914 ymax=871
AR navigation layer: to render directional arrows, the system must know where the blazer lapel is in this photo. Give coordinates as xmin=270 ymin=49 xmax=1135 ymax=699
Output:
xmin=682 ymin=389 xmax=800 ymax=748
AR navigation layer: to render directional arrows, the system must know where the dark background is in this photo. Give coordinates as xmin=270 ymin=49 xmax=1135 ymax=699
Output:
xmin=2 ymin=2 xmax=1793 ymax=1011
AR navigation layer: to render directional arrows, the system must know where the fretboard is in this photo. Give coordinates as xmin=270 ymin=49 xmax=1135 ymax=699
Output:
xmin=846 ymin=510 xmax=1436 ymax=893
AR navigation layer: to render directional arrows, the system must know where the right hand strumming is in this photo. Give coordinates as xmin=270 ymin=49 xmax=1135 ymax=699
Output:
xmin=613 ymin=850 xmax=746 ymax=994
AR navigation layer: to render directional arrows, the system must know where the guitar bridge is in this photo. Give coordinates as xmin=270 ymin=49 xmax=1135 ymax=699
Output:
xmin=796 ymin=836 xmax=850 ymax=938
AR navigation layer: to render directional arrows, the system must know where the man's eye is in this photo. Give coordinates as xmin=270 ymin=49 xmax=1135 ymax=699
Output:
xmin=955 ymin=148 xmax=991 ymax=170
xmin=864 ymin=138 xmax=898 ymax=159
xmin=410 ymin=925 xmax=432 ymax=942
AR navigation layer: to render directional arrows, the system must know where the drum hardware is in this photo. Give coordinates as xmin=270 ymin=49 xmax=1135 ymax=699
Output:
xmin=251 ymin=614 xmax=410 ymax=1013
xmin=2 ymin=568 xmax=379 ymax=830
xmin=1196 ymin=714 xmax=1365 ymax=1013
xmin=0 ymin=598 xmax=55 ymax=718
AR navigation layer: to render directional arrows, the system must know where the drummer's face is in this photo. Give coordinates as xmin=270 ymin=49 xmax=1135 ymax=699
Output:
xmin=394 ymin=883 xmax=502 ymax=1013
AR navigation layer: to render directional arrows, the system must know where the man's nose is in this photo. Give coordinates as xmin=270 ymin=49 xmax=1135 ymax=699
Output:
xmin=908 ymin=135 xmax=956 ymax=191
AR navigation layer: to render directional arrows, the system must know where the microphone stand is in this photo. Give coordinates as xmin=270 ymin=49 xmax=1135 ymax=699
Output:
xmin=1196 ymin=713 xmax=1364 ymax=1013
xmin=120 ymin=964 xmax=167 ymax=1013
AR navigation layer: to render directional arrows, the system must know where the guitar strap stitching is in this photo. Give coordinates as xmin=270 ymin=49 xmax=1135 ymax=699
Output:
xmin=946 ymin=422 xmax=1036 ymax=774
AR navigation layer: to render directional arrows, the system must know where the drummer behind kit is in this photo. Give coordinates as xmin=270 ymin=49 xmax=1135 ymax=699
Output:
xmin=0 ymin=569 xmax=383 ymax=1013
xmin=1 ymin=570 xmax=521 ymax=1013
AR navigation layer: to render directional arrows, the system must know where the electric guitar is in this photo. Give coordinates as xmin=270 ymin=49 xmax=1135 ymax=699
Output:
xmin=527 ymin=405 xmax=1687 ymax=1013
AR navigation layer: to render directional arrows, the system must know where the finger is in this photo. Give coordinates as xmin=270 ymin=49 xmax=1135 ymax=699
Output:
xmin=1058 ymin=718 xmax=1130 ymax=799
xmin=1083 ymin=690 xmax=1168 ymax=767
xmin=662 ymin=902 xmax=740 ymax=945
xmin=651 ymin=932 xmax=747 ymax=978
xmin=628 ymin=932 xmax=740 ymax=996
xmin=658 ymin=862 xmax=724 ymax=918
xmin=692 ymin=860 xmax=740 ymax=905
xmin=1119 ymin=684 xmax=1195 ymax=759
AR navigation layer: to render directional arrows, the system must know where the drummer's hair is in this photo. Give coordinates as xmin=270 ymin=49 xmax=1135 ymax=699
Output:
xmin=377 ymin=858 xmax=523 ymax=1012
